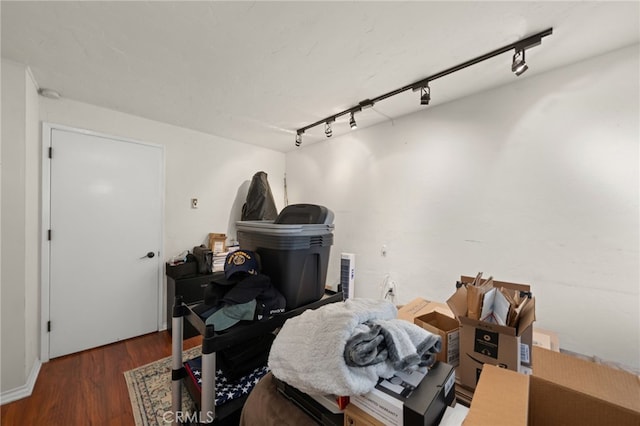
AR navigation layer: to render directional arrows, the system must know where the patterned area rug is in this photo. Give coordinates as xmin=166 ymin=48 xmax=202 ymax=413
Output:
xmin=124 ymin=347 xmax=200 ymax=426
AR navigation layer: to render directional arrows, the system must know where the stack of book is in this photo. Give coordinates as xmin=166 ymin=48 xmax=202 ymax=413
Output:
xmin=212 ymin=252 xmax=228 ymax=272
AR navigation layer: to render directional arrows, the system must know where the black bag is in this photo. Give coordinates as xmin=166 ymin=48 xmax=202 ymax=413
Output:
xmin=241 ymin=171 xmax=278 ymax=221
xmin=193 ymin=245 xmax=213 ymax=275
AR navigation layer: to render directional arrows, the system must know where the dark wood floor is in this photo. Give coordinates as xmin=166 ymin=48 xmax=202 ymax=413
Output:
xmin=1 ymin=330 xmax=202 ymax=426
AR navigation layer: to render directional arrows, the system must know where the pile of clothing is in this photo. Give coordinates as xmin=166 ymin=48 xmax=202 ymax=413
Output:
xmin=193 ymin=249 xmax=286 ymax=331
xmin=268 ymin=298 xmax=442 ymax=396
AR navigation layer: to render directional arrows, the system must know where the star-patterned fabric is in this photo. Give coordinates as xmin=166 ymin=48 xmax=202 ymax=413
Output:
xmin=184 ymin=356 xmax=269 ymax=406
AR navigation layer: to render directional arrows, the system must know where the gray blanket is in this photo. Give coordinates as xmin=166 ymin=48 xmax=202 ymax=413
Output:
xmin=344 ymin=319 xmax=442 ymax=371
xmin=268 ymin=298 xmax=442 ymax=396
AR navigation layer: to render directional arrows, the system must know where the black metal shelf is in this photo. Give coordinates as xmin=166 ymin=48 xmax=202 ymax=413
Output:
xmin=171 ymin=290 xmax=344 ymax=424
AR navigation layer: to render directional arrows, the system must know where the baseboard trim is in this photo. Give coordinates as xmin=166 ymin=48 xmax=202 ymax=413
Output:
xmin=0 ymin=358 xmax=42 ymax=405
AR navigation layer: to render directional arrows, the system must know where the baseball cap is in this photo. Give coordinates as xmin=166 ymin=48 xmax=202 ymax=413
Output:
xmin=254 ymin=286 xmax=286 ymax=320
xmin=221 ymin=274 xmax=286 ymax=319
xmin=204 ymin=274 xmax=287 ymax=330
xmin=209 ymin=271 xmax=236 ymax=287
xmin=205 ymin=299 xmax=257 ymax=331
xmin=222 ymin=274 xmax=271 ymax=305
xmin=224 ymin=250 xmax=260 ymax=280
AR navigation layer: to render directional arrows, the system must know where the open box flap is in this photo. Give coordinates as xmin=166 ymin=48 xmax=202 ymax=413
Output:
xmin=516 ymin=296 xmax=536 ymax=336
xmin=415 ymin=310 xmax=460 ymax=331
xmin=463 ymin=365 xmax=529 ymax=426
xmin=446 ymin=285 xmax=468 ymax=319
xmin=533 ymin=347 xmax=640 ymax=413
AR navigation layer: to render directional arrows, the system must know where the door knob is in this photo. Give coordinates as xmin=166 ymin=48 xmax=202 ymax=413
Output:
xmin=141 ymin=251 xmax=155 ymax=259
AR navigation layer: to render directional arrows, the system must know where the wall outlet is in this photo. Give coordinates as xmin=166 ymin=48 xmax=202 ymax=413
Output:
xmin=381 ymin=274 xmax=398 ymax=303
xmin=191 ymin=198 xmax=198 ymax=209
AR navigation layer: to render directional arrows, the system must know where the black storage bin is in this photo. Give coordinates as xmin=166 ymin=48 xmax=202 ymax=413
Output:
xmin=237 ymin=214 xmax=334 ymax=310
xmin=238 ymin=231 xmax=332 ymax=310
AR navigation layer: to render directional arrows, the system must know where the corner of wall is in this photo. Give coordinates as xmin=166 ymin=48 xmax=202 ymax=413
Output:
xmin=0 ymin=358 xmax=41 ymax=405
xmin=24 ymin=63 xmax=42 ymax=379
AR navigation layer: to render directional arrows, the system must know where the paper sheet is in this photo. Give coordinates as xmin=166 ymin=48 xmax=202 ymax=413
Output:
xmin=440 ymin=403 xmax=470 ymax=425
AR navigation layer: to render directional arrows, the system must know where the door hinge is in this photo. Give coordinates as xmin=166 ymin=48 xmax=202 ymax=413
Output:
xmin=47 ymin=321 xmax=51 ymax=332
xmin=48 ymin=229 xmax=51 ymax=241
xmin=48 ymin=147 xmax=52 ymax=159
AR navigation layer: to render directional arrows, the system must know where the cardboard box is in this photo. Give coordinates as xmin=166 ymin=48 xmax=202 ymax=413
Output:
xmin=397 ymin=298 xmax=454 ymax=323
xmin=350 ymin=361 xmax=456 ymax=426
xmin=208 ymin=232 xmax=226 ymax=253
xmin=464 ymin=347 xmax=640 ymax=425
xmin=447 ymin=276 xmax=536 ymax=390
xmin=343 ymin=404 xmax=385 ymax=426
xmin=414 ymin=311 xmax=460 ymax=367
xmin=532 ymin=327 xmax=560 ymax=352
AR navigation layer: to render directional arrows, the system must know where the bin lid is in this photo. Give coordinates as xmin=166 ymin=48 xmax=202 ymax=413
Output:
xmin=274 ymin=204 xmax=334 ymax=225
xmin=236 ymin=220 xmax=334 ymax=236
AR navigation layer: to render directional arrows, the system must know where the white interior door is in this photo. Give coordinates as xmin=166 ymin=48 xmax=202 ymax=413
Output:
xmin=47 ymin=126 xmax=163 ymax=358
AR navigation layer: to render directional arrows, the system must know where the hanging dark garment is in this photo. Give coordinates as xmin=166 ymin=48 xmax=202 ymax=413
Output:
xmin=241 ymin=171 xmax=278 ymax=221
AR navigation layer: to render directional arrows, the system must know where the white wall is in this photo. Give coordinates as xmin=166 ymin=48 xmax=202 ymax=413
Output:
xmin=39 ymin=97 xmax=286 ymax=327
xmin=285 ymin=45 xmax=640 ymax=369
xmin=2 ymin=59 xmax=285 ymax=397
xmin=1 ymin=59 xmax=40 ymax=394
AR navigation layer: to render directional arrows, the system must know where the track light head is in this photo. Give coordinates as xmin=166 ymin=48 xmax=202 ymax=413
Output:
xmin=512 ymin=49 xmax=528 ymax=76
xmin=420 ymin=85 xmax=431 ymax=106
xmin=295 ymin=131 xmax=303 ymax=147
xmin=325 ymin=121 xmax=333 ymax=138
xmin=349 ymin=112 xmax=357 ymax=130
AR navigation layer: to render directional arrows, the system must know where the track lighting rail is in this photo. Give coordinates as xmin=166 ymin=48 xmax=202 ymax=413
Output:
xmin=295 ymin=27 xmax=552 ymax=147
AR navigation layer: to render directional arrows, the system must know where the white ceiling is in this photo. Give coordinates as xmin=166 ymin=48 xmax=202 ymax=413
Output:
xmin=2 ymin=1 xmax=639 ymax=152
